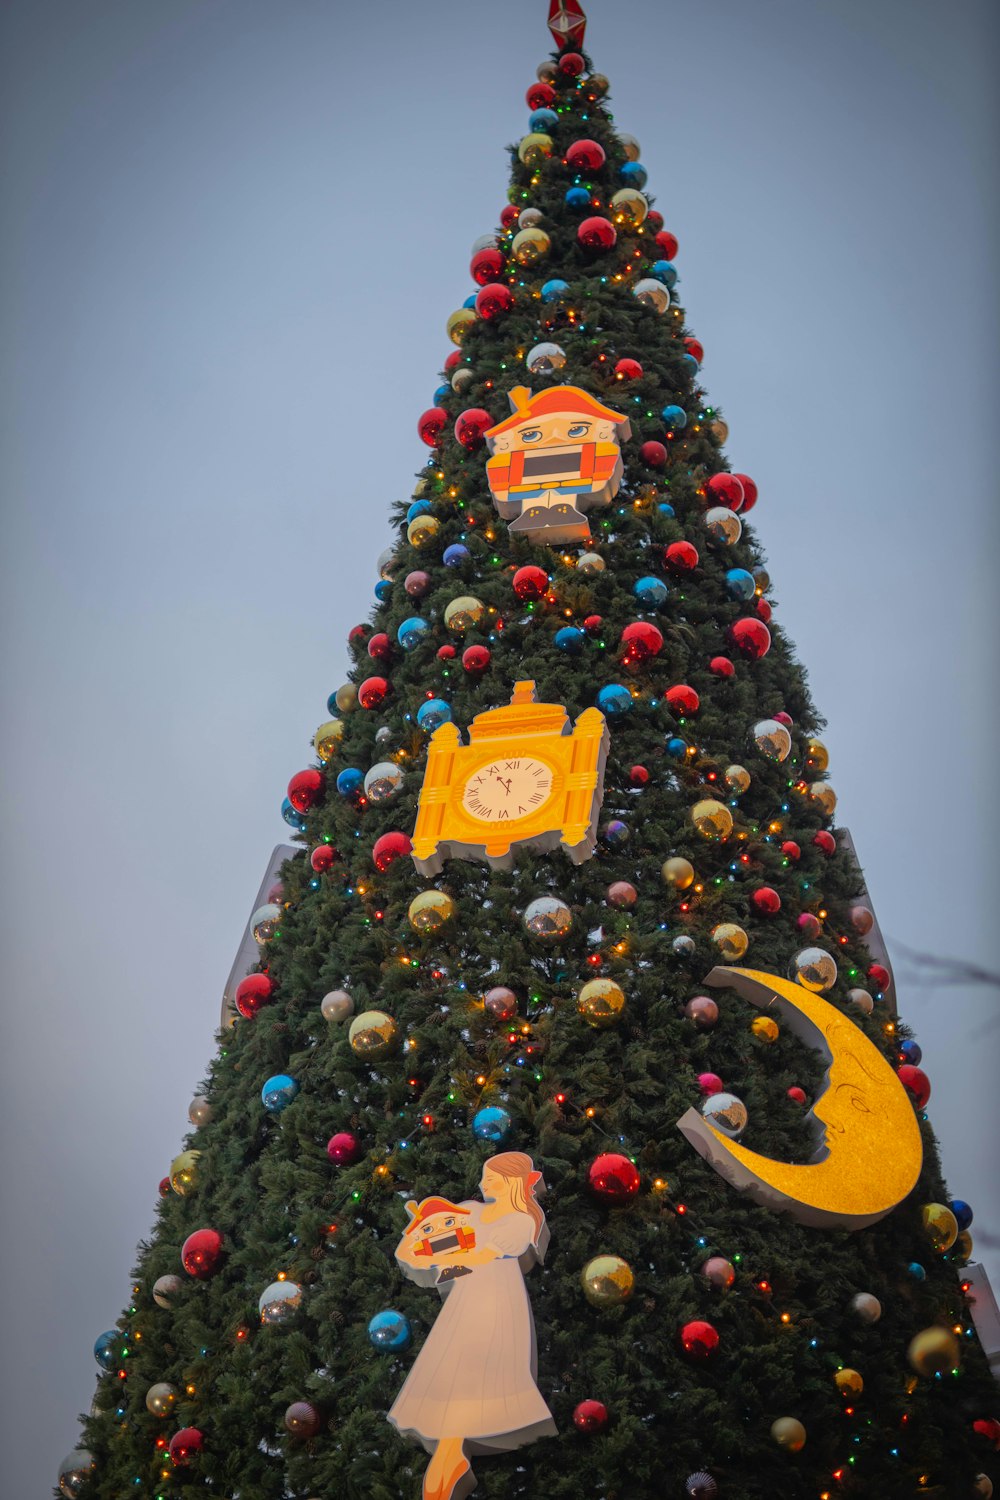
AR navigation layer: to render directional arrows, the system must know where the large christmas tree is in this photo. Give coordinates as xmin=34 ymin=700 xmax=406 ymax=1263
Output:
xmin=63 ymin=9 xmax=998 ymax=1500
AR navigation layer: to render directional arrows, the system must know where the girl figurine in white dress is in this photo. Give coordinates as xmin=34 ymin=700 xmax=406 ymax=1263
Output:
xmin=389 ymin=1151 xmax=556 ymax=1500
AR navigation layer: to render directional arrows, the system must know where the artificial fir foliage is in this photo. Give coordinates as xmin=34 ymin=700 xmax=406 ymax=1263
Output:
xmin=67 ymin=29 xmax=998 ymax=1500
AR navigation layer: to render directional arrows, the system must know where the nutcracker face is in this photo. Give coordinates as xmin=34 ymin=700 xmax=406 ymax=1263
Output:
xmin=461 ymin=756 xmax=555 ymax=823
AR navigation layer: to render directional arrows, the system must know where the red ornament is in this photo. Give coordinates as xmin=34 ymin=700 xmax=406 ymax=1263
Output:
xmin=169 ymin=1428 xmax=204 ymax=1466
xmin=181 ymin=1228 xmax=224 ymax=1279
xmin=367 ymin=632 xmax=392 ymax=660
xmin=729 ymin=617 xmax=771 ymax=660
xmin=578 ymin=216 xmax=617 ymax=250
xmin=158 ymin=1176 xmax=171 ymax=1198
xmin=666 ymin=684 xmax=699 ymax=715
xmin=698 ymin=1071 xmax=724 ymax=1095
xmin=499 ymin=204 xmax=520 ymax=229
xmin=704 ymin=472 xmax=744 ymax=510
xmin=774 ymin=710 xmax=793 ymax=726
xmin=310 ymin=844 xmax=338 ymax=874
xmin=462 ymin=644 xmax=491 ymax=673
xmin=512 ymin=564 xmax=550 ymax=600
xmin=751 ymin=886 xmax=781 ymax=915
xmin=787 ymin=1086 xmax=807 ymax=1105
xmin=372 ymin=831 xmax=412 ymax=872
xmin=620 ymin=620 xmax=663 ymax=663
xmin=235 ymin=972 xmax=274 ymax=1019
xmin=645 ymin=210 xmax=664 ymax=232
xmin=614 ymin=357 xmax=643 ymax=381
xmin=573 ymin=1399 xmax=609 ymax=1434
xmin=733 ymin=473 xmax=758 ymax=512
xmin=640 ymin=440 xmax=667 ymax=468
xmin=813 ymin=830 xmax=837 ymax=856
xmin=898 ymin=1065 xmax=931 ymax=1109
xmin=583 ymin=613 xmax=603 ymax=635
xmin=436 ymin=643 xmax=457 ymax=660
xmin=326 ymin=1131 xmax=361 ymax=1166
xmin=655 ymin=230 xmax=679 ymax=258
xmin=454 ymin=408 xmax=493 ymax=448
xmin=566 ymin=139 xmax=606 ymax=173
xmin=558 ymin=49 xmax=586 ymax=75
xmin=797 ymin=912 xmax=822 ymax=940
xmin=868 ymin=962 xmax=891 ymax=992
xmin=665 ymin=540 xmax=699 ymax=571
xmin=679 ymin=1319 xmax=719 ymax=1361
xmin=588 ymin=1152 xmax=641 ymax=1203
xmin=629 ymin=764 xmax=650 ymax=787
xmin=444 ymin=350 xmax=462 ymax=372
xmin=684 ymin=336 xmax=704 ymax=365
xmin=973 ymin=1418 xmax=1000 ymax=1450
xmin=781 ymin=840 xmax=801 ymax=861
xmin=287 ymin=768 xmax=323 ymax=813
xmin=475 ymin=282 xmax=514 ymax=321
xmin=756 ymin=598 xmax=772 ymax=622
xmin=417 ymin=407 xmax=448 ymax=447
xmin=526 ymin=81 xmax=556 ymax=109
xmin=348 ymin=623 xmax=368 ymax=644
xmin=358 ymin=676 xmax=390 ymax=710
xmin=709 ymin=655 xmax=735 ymax=678
xmin=548 ymin=0 xmax=587 ymax=49
xmin=470 ymin=247 xmax=505 ymax=285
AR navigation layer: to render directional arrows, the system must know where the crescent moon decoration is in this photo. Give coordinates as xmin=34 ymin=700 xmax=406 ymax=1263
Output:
xmin=676 ymin=966 xmax=923 ymax=1230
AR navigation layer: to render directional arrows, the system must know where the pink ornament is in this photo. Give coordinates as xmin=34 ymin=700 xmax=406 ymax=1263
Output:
xmin=698 ymin=1071 xmax=724 ymax=1095
xmin=773 ymin=710 xmax=793 ymax=726
xmin=797 ymin=913 xmax=823 ymax=940
xmin=405 ymin=570 xmax=431 ymax=598
xmin=326 ymin=1131 xmax=361 ymax=1166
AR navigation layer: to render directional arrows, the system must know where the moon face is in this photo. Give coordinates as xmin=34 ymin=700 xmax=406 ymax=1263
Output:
xmin=676 ymin=966 xmax=923 ymax=1230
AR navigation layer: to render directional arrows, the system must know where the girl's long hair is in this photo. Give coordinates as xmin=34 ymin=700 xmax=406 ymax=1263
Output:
xmin=484 ymin=1151 xmax=546 ymax=1246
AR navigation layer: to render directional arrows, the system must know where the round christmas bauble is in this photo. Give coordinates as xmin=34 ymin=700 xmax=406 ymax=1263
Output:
xmin=633 ymin=574 xmax=669 ymax=605
xmin=170 ymin=1150 xmax=200 ymax=1196
xmin=181 ymin=1228 xmax=224 ymax=1278
xmin=578 ymin=216 xmax=617 ymax=250
xmin=611 ymin=188 xmax=648 ymax=227
xmin=57 ymin=1451 xmax=94 ymax=1498
xmin=633 ymin=277 xmax=669 ymax=312
xmin=796 ymin=913 xmax=822 ymax=941
xmin=577 ymin=551 xmax=605 ymax=575
xmin=849 ymin=904 xmax=874 ymax=935
xmin=462 ymin=644 xmax=491 ymax=673
xmin=152 ymin=1273 xmax=184 ymax=1308
xmin=93 ymin=1329 xmax=119 ymax=1371
xmin=666 ymin=683 xmax=699 ymax=715
xmin=730 ymin=617 xmax=771 ymax=659
xmin=471 ymin=246 xmax=505 ymax=284
xmin=475 ymin=281 xmax=514 ymax=320
xmin=596 ymin=683 xmax=632 ymax=717
xmin=899 ymin=1038 xmax=923 ymax=1067
xmin=615 ymin=357 xmax=643 ymax=381
xmin=473 ymin=1105 xmax=512 ymax=1142
xmin=334 ymin=681 xmax=358 ymax=712
xmin=629 ymin=764 xmax=650 ymax=786
xmin=588 ymin=1152 xmax=640 ymax=1203
xmin=372 ymin=831 xmax=412 ymax=870
xmin=685 ymin=1474 xmax=719 ymax=1500
xmin=804 ymin=736 xmax=829 ymax=773
xmin=771 ymin=1417 xmax=807 ymax=1451
xmin=655 ymin=228 xmax=679 ymax=257
xmin=310 ymin=843 xmax=337 ymax=874
xmin=751 ymin=885 xmax=781 ymax=915
xmin=523 ymin=895 xmax=572 ymax=939
xmin=446 ymin=307 xmax=477 ymax=345
xmin=573 ymin=1399 xmax=609 ymax=1433
xmin=954 ymin=1229 xmax=974 ymax=1265
xmin=751 ymin=1015 xmax=779 ymax=1042
xmin=665 ymin=540 xmax=699 ymax=572
xmin=685 ymin=995 xmax=719 ymax=1029
xmin=751 ymin=718 xmax=792 ymax=761
xmin=565 ymin=138 xmax=605 ymax=171
xmin=364 ymin=761 xmax=403 ymax=802
xmin=417 ymin=406 xmax=448 ymax=446
xmin=145 ymin=1382 xmax=179 ymax=1417
xmin=313 ymin=718 xmax=344 ymax=761
xmin=700 ymin=1092 xmax=748 ymax=1138
xmin=973 ymin=1476 xmax=994 ymax=1498
xmin=500 ymin=203 xmax=521 ymax=227
xmin=326 ymin=1131 xmax=360 ymax=1166
xmin=417 ymin=698 xmax=452 ymax=732
xmin=541 ymin=277 xmax=570 ymax=302
xmin=169 ymin=1428 xmax=204 ymax=1466
xmin=733 ymin=472 xmax=758 ymax=511
xmin=577 ymin=977 xmax=626 ymax=1028
xmin=701 ymin=1256 xmax=735 ymax=1290
xmin=454 ymin=407 xmax=492 ymax=448
xmin=787 ymin=1086 xmax=807 ymax=1104
xmin=405 ymin=569 xmax=431 ymax=598
xmin=599 ymin=818 xmax=629 ymax=847
xmin=452 ymin=366 xmax=474 ymax=394
xmin=679 ymin=1319 xmax=719 ymax=1360
xmin=336 ymin=767 xmax=364 ymax=798
xmin=691 ymin=799 xmax=733 ymax=839
xmin=284 ymin=1401 xmax=322 ymax=1438
xmin=712 ymin=923 xmax=749 ymax=960
xmin=444 ymin=595 xmax=485 ymax=632
xmin=709 ymin=655 xmax=735 ymax=677
xmin=851 ymin=1292 xmax=882 ymax=1324
xmin=672 ymin=935 xmax=697 ymax=958
xmin=483 ymin=986 xmax=518 ymax=1021
xmin=921 ymin=1202 xmax=959 ymax=1252
xmin=973 ymin=1418 xmax=1000 ymax=1450
xmin=814 ymin=829 xmax=837 ymax=856
xmin=808 ymin=781 xmax=837 ymax=816
xmin=618 ymin=132 xmax=642 ymax=161
xmin=724 ymin=765 xmax=750 ymax=794
xmin=235 ymin=971 xmax=274 ymax=1019
xmin=397 ymin=616 xmax=429 ymax=651
xmin=287 ymin=768 xmax=324 ymax=812
xmin=908 ymin=1325 xmax=960 ymax=1375
xmin=791 ymin=947 xmax=838 ymax=993
xmin=261 ymin=1073 xmax=298 ymax=1112
xmin=650 ymin=257 xmax=677 ymax=286
xmin=898 ymin=1064 xmax=931 ymax=1108
xmin=512 ymin=227 xmax=551 ymax=265
xmin=525 ymin=341 xmax=567 ymax=375
xmin=517 ymin=132 xmax=554 ymax=166
xmin=259 ymin=1279 xmax=302 ymax=1323
xmin=868 ymin=961 xmax=891 ymax=990
xmin=349 ymin=1010 xmax=399 ymax=1059
xmin=724 ymin=566 xmax=756 ymax=601
xmin=621 ymin=620 xmax=663 ymax=662
xmin=581 ymin=1254 xmax=634 ymax=1306
xmin=555 ymin=624 xmax=585 ymax=654
xmin=834 ymin=1367 xmax=863 ymax=1395
xmin=951 ymin=1199 xmax=974 ymax=1230
xmin=698 ymin=1071 xmax=724 ymax=1095
xmin=408 ymin=889 xmax=456 ymax=932
xmin=662 ymin=856 xmax=695 ymax=889
xmin=849 ymin=988 xmax=874 ymax=1015
xmin=513 ymin=564 xmax=549 ymax=600
xmin=684 ymin=337 xmax=704 ymax=364
xmin=661 ymin=403 xmax=687 ymax=429
xmin=526 ymin=80 xmax=556 ymax=109
xmin=321 ymin=989 xmax=354 ymax=1024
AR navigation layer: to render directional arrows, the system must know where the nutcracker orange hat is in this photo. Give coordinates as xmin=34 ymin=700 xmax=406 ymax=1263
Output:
xmin=484 ymin=384 xmax=630 ymax=443
xmin=402 ymin=1196 xmax=471 ymax=1234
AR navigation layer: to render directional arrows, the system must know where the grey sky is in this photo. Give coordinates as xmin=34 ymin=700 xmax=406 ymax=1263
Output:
xmin=1 ymin=0 xmax=997 ymax=1490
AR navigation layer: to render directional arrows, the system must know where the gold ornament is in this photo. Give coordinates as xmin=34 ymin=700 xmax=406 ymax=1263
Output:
xmin=577 ymin=977 xmax=626 ymax=1029
xmin=907 ymin=1326 xmax=960 ymax=1376
xmin=921 ymin=1202 xmax=959 ymax=1253
xmin=517 ymin=132 xmax=554 ymax=165
xmin=770 ymin=1417 xmax=806 ymax=1452
xmin=348 ymin=1010 xmax=399 ymax=1060
xmin=834 ymin=1368 xmax=863 ymax=1396
xmin=609 ymin=188 xmax=648 ymax=226
xmin=335 ymin=682 xmax=358 ymax=713
xmin=313 ymin=719 xmax=344 ymax=761
xmin=581 ymin=1254 xmax=634 ymax=1306
xmin=691 ymin=799 xmax=733 ymax=839
xmin=169 ymin=1150 xmax=200 ymax=1196
xmin=804 ymin=738 xmax=829 ymax=773
xmin=662 ymin=856 xmax=695 ymax=889
xmin=712 ymin=922 xmax=749 ymax=960
xmin=577 ymin=551 xmax=605 ymax=574
xmin=751 ymin=1015 xmax=779 ymax=1043
xmin=443 ymin=596 xmax=485 ymax=633
xmin=407 ymin=514 xmax=440 ymax=547
xmin=710 ymin=418 xmax=729 ymax=444
xmin=618 ymin=133 xmax=641 ymax=162
xmin=446 ymin=308 xmax=477 ymax=345
xmin=407 ymin=890 xmax=456 ymax=932
xmin=724 ymin=764 xmax=750 ymax=793
xmin=954 ymin=1229 xmax=974 ymax=1265
xmin=792 ymin=947 xmax=838 ymax=993
xmin=809 ymin=782 xmax=837 ymax=817
xmin=144 ymin=1382 xmax=179 ymax=1418
xmin=511 ymin=227 xmax=551 ymax=265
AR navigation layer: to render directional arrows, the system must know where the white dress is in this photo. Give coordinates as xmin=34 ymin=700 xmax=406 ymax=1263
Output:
xmin=388 ymin=1205 xmax=556 ymax=1455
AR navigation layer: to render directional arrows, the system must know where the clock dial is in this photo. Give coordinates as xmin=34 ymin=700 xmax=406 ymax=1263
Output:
xmin=461 ymin=757 xmax=555 ymax=822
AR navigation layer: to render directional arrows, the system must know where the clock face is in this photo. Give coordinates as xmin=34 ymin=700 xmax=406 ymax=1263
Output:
xmin=461 ymin=756 xmax=555 ymax=823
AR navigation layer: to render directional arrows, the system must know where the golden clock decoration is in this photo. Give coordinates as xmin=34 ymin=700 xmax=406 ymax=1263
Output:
xmin=411 ymin=681 xmax=610 ymax=876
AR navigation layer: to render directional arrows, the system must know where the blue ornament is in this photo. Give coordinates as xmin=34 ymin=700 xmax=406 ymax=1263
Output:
xmin=433 ymin=385 xmax=450 ymax=404
xmin=541 ymin=278 xmax=570 ymax=302
xmin=950 ymin=1199 xmax=973 ymax=1231
xmin=681 ymin=353 xmax=700 ymax=375
xmin=336 ymin=767 xmax=364 ymax=797
xmin=650 ymin=259 xmax=678 ymax=288
xmin=665 ymin=736 xmax=687 ymax=759
xmin=554 ymin=625 xmax=585 ymax=654
xmin=462 ymin=293 xmax=478 ymax=310
xmin=94 ymin=1330 xmax=119 ymax=1372
xmin=725 ymin=568 xmax=757 ymax=601
xmin=596 ymin=683 xmax=632 ymax=718
xmin=657 ymin=502 xmax=676 ymax=517
xmin=368 ymin=1310 xmax=412 ymax=1351
xmin=907 ymin=1261 xmax=927 ymax=1281
xmin=473 ymin=1105 xmax=512 ymax=1143
xmin=564 ymin=185 xmax=592 ymax=210
xmin=326 ymin=694 xmax=341 ymax=715
xmin=600 ymin=819 xmax=629 ymax=847
xmin=899 ymin=1038 xmax=922 ymax=1066
xmin=442 ymin=543 xmax=471 ymax=568
xmin=633 ymin=575 xmax=669 ymax=607
xmin=261 ymin=1074 xmax=299 ymax=1112
xmin=619 ymin=160 xmax=647 ymax=188
xmin=529 ymin=107 xmax=559 ymax=132
xmin=281 ymin=797 xmax=307 ymax=831
xmin=661 ymin=404 xmax=687 ymax=428
xmin=406 ymin=499 xmax=432 ymax=522
xmin=417 ymin=698 xmax=452 ymax=731
xmin=397 ymin=616 xmax=429 ymax=651
xmin=374 ymin=579 xmax=392 ymax=603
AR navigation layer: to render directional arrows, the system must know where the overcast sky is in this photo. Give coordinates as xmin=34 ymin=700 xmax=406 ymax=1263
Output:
xmin=1 ymin=0 xmax=998 ymax=1491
